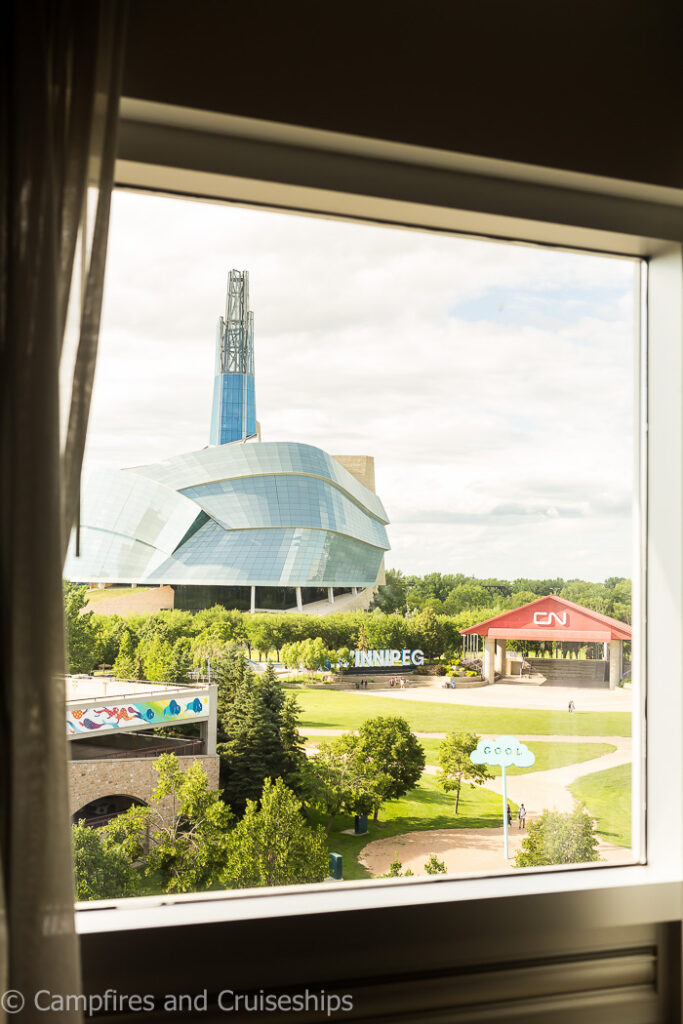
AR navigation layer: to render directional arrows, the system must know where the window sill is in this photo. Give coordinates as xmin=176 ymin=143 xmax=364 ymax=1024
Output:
xmin=75 ymin=860 xmax=679 ymax=936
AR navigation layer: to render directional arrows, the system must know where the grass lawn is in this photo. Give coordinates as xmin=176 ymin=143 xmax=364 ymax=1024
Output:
xmin=303 ymin=734 xmax=616 ymax=776
xmin=86 ymin=586 xmax=150 ymax=603
xmin=311 ymin=774 xmax=506 ymax=880
xmin=292 ymin=690 xmax=631 ymax=738
xmin=569 ymin=763 xmax=632 ymax=847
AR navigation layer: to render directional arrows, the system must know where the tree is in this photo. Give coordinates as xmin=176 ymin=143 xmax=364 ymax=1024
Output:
xmin=214 ymin=642 xmax=255 ymax=721
xmin=72 ymin=820 xmax=142 ymax=901
xmin=142 ymin=754 xmax=234 ymax=893
xmin=370 ymin=569 xmax=409 ymax=614
xmin=437 ymin=731 xmax=493 ymax=814
xmin=423 ymin=854 xmax=447 ymax=875
xmin=140 ymin=634 xmax=175 ymax=682
xmin=63 ymin=581 xmax=99 ymax=673
xmin=409 ymin=607 xmax=445 ymax=660
xmin=113 ymin=628 xmax=137 ymax=678
xmin=221 ymin=778 xmax=329 ymax=889
xmin=356 ymin=717 xmax=426 ymax=822
xmin=380 ymin=856 xmax=413 ymax=878
xmin=218 ymin=662 xmax=305 ymax=813
xmin=280 ymin=636 xmax=329 ymax=671
xmin=515 ymin=806 xmax=601 ymax=867
xmin=92 ymin=613 xmax=127 ymax=666
xmin=301 ymin=734 xmax=386 ymax=834
xmin=169 ymin=636 xmax=192 ymax=683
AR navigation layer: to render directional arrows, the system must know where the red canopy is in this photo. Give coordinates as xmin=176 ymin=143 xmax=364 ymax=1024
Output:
xmin=460 ymin=595 xmax=631 ymax=642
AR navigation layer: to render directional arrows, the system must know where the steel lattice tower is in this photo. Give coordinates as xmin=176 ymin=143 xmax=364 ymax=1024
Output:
xmin=209 ymin=270 xmax=257 ymax=445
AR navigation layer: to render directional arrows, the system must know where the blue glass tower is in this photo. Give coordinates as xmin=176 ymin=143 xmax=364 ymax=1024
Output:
xmin=209 ymin=270 xmax=257 ymax=445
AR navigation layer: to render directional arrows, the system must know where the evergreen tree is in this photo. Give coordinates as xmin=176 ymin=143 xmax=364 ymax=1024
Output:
xmin=113 ymin=629 xmax=137 ymax=679
xmin=132 ymin=647 xmax=146 ymax=681
xmin=214 ymin=642 xmax=254 ymax=724
xmin=218 ymin=662 xmax=305 ymax=814
xmin=170 ymin=636 xmax=192 ymax=684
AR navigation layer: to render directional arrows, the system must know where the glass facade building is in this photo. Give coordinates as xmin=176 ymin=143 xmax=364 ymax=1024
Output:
xmin=64 ymin=442 xmax=390 ymax=589
xmin=65 ymin=271 xmax=390 ymax=601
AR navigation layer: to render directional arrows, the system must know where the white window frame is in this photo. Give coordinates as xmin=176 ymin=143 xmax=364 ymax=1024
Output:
xmin=77 ymin=98 xmax=683 ymax=947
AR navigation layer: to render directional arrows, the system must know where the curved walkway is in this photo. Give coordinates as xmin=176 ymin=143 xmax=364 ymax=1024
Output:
xmin=347 ymin=730 xmax=633 ymax=877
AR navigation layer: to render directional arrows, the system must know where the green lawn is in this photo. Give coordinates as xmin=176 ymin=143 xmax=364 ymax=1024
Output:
xmin=292 ymin=690 xmax=631 ymax=738
xmin=312 ymin=774 xmax=506 ymax=880
xmin=303 ymin=734 xmax=616 ymax=776
xmin=569 ymin=763 xmax=632 ymax=847
xmin=86 ymin=586 xmax=151 ymax=603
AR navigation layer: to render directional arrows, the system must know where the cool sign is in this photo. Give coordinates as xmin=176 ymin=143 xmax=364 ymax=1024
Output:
xmin=470 ymin=736 xmax=535 ymax=859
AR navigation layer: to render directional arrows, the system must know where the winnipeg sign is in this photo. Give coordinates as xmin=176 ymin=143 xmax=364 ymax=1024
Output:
xmin=351 ymin=648 xmax=425 ymax=669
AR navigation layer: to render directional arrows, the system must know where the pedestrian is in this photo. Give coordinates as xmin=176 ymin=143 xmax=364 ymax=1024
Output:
xmin=518 ymin=803 xmax=527 ymax=830
xmin=568 ymin=699 xmax=575 ymax=713
xmin=506 ymin=804 xmax=512 ymax=827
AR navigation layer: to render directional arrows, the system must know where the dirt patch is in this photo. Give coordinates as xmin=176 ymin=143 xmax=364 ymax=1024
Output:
xmin=359 ymin=826 xmax=633 ymax=877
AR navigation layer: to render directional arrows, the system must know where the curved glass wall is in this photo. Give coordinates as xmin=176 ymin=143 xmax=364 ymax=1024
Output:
xmin=64 ymin=442 xmax=390 ymax=589
xmin=148 ymin=520 xmax=385 ymax=587
xmin=181 ymin=475 xmax=389 ymax=550
xmin=130 ymin=442 xmax=389 ymax=523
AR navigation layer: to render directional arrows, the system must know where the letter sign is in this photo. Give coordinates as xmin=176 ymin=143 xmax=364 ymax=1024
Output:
xmin=533 ymin=611 xmax=568 ymax=626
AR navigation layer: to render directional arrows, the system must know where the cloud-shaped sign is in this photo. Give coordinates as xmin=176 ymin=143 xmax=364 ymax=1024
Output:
xmin=470 ymin=736 xmax=535 ymax=769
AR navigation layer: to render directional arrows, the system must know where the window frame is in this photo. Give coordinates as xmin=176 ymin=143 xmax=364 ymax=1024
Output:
xmin=78 ymin=97 xmax=683 ymax=942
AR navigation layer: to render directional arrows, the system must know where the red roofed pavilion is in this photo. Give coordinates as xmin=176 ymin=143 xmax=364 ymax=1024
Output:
xmin=461 ymin=595 xmax=631 ymax=689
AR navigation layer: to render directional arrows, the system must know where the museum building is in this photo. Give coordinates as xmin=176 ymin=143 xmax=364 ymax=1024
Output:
xmin=64 ymin=271 xmax=390 ymax=612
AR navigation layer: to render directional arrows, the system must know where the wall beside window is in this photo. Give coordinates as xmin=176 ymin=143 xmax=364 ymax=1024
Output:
xmin=122 ymin=0 xmax=683 ymax=189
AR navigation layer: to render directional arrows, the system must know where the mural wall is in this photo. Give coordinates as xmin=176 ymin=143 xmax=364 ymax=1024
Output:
xmin=67 ymin=695 xmax=209 ymax=736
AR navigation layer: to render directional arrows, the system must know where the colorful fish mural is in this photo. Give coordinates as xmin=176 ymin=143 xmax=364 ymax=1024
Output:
xmin=66 ymin=693 xmax=209 ymax=735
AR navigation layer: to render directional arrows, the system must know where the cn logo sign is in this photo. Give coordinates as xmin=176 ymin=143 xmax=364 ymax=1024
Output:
xmin=533 ymin=611 xmax=568 ymax=627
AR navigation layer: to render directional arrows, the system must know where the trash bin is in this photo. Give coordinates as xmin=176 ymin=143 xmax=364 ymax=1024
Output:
xmin=329 ymin=852 xmax=343 ymax=880
xmin=354 ymin=814 xmax=368 ymax=835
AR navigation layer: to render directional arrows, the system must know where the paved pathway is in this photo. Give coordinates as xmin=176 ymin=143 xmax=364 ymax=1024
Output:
xmin=347 ymin=681 xmax=633 ymax=712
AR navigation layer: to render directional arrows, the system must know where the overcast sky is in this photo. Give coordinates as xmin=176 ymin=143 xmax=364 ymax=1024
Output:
xmin=85 ymin=190 xmax=637 ymax=581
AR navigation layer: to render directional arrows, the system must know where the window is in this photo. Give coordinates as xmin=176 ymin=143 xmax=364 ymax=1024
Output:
xmin=75 ymin=100 xmax=683 ymax=1022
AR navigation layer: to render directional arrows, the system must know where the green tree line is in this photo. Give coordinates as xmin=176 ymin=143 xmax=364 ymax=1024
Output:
xmin=63 ymin=572 xmax=631 ymax=677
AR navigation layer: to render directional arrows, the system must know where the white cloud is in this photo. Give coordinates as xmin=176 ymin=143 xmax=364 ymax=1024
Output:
xmin=84 ymin=191 xmax=637 ymax=581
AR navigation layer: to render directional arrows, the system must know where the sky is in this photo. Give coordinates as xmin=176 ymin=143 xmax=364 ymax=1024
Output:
xmin=85 ymin=190 xmax=638 ymax=581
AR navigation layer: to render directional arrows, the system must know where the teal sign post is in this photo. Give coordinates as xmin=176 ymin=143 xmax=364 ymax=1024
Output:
xmin=470 ymin=736 xmax=535 ymax=859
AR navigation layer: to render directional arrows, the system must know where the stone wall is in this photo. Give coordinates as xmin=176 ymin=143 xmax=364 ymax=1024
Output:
xmin=69 ymin=754 xmax=219 ymax=826
xmin=332 ymin=454 xmax=376 ymax=493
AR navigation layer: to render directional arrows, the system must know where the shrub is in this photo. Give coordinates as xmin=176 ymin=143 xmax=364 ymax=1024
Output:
xmin=432 ymin=664 xmax=447 ymax=676
xmin=424 ymin=854 xmax=447 ymax=875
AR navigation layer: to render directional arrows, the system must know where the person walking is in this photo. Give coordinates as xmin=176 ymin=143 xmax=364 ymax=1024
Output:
xmin=518 ymin=803 xmax=527 ymax=830
xmin=506 ymin=804 xmax=512 ymax=827
xmin=568 ymin=699 xmax=575 ymax=713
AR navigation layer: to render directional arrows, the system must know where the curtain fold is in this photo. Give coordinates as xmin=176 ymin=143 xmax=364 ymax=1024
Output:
xmin=0 ymin=3 xmax=126 ymax=1020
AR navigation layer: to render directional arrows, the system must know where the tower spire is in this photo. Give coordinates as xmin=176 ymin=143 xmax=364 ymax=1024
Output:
xmin=209 ymin=270 xmax=257 ymax=445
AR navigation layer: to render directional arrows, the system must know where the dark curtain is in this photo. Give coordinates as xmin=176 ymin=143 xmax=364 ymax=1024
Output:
xmin=0 ymin=2 xmax=126 ymax=1018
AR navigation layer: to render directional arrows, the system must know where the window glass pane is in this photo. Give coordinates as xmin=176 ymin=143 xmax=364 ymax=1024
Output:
xmin=66 ymin=192 xmax=638 ymax=899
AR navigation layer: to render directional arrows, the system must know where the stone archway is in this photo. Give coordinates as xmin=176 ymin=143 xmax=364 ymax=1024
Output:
xmin=72 ymin=794 xmax=147 ymax=827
